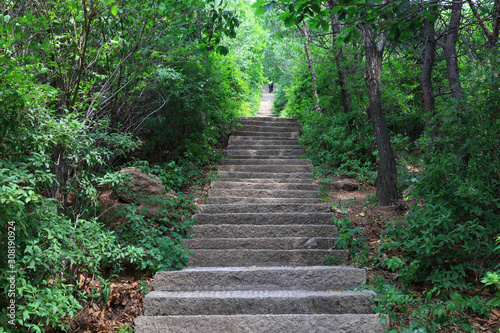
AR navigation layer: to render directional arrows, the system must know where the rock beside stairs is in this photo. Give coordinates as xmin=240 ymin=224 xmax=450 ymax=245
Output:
xmin=135 ymin=90 xmax=387 ymax=332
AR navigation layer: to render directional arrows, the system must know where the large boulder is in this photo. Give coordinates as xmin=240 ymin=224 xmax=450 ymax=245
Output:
xmin=115 ymin=167 xmax=176 ymax=204
xmin=331 ymin=179 xmax=360 ymax=192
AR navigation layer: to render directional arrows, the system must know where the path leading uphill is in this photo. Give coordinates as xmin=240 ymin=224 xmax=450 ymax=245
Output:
xmin=134 ymin=87 xmax=387 ymax=332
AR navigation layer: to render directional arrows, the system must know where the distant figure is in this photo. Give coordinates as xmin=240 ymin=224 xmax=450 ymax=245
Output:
xmin=268 ymin=81 xmax=274 ymax=93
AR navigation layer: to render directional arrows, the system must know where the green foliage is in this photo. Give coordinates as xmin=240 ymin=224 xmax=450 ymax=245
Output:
xmin=368 ymin=278 xmax=489 ymax=333
xmin=382 ymin=73 xmax=500 ymax=290
xmin=333 ymin=217 xmax=367 ymax=258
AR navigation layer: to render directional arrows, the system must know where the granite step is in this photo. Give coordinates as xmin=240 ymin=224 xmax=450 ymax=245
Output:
xmin=210 ymin=182 xmax=319 ymax=191
xmin=235 ymin=125 xmax=300 ymax=133
xmin=193 ymin=212 xmax=332 ymax=225
xmin=227 ymin=149 xmax=305 ymax=157
xmin=219 ymin=159 xmax=312 ymax=166
xmin=208 ymin=189 xmax=318 ymax=199
xmin=214 ymin=178 xmax=314 ymax=184
xmin=208 ymin=197 xmax=323 ymax=204
xmin=231 ymin=131 xmax=299 ymax=138
xmin=184 ymin=237 xmax=335 ymax=250
xmin=135 ymin=314 xmax=388 ymax=333
xmin=151 ymin=266 xmax=366 ymax=291
xmin=198 ymin=203 xmax=332 ymax=214
xmin=143 ymin=289 xmax=376 ymax=316
xmin=187 ymin=249 xmax=349 ymax=267
xmin=217 ymin=165 xmax=312 ymax=173
xmin=218 ymin=171 xmax=312 ymax=179
xmin=189 ymin=224 xmax=336 ymax=239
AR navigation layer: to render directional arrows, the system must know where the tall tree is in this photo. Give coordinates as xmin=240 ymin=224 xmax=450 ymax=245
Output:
xmin=421 ymin=2 xmax=438 ymax=121
xmin=361 ymin=24 xmax=399 ymax=205
xmin=444 ymin=0 xmax=463 ymax=99
xmin=327 ymin=0 xmax=352 ymax=114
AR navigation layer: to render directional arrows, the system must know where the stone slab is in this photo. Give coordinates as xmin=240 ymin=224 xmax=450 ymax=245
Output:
xmin=152 ymin=266 xmax=364 ymax=291
xmin=208 ymin=189 xmax=318 ymax=198
xmin=211 ymin=182 xmax=319 ymax=191
xmin=189 ymin=224 xmax=337 ymax=238
xmin=184 ymin=237 xmax=335 ymax=250
xmin=144 ymin=289 xmax=376 ymax=316
xmin=193 ymin=212 xmax=333 ymax=225
xmin=187 ymin=249 xmax=348 ymax=267
xmin=135 ymin=314 xmax=388 ymax=333
xmin=218 ymin=171 xmax=312 ymax=179
xmin=217 ymin=165 xmax=311 ymax=173
xmin=208 ymin=197 xmax=323 ymax=204
xmin=198 ymin=203 xmax=332 ymax=214
xmin=219 ymin=159 xmax=312 ymax=166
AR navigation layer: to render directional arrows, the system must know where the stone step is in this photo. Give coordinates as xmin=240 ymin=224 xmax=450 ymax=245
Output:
xmin=208 ymin=189 xmax=318 ymax=199
xmin=236 ymin=125 xmax=300 ymax=133
xmin=238 ymin=120 xmax=299 ymax=128
xmin=217 ymin=165 xmax=312 ymax=173
xmin=184 ymin=237 xmax=335 ymax=250
xmin=231 ymin=131 xmax=299 ymax=138
xmin=219 ymin=171 xmax=312 ymax=179
xmin=151 ymin=266 xmax=365 ymax=291
xmin=193 ymin=212 xmax=332 ymax=225
xmin=227 ymin=149 xmax=305 ymax=157
xmin=227 ymin=144 xmax=304 ymax=150
xmin=208 ymin=197 xmax=323 ymax=204
xmin=230 ymin=135 xmax=302 ymax=141
xmin=211 ymin=182 xmax=319 ymax=191
xmin=189 ymin=224 xmax=336 ymax=239
xmin=198 ymin=203 xmax=332 ymax=214
xmin=143 ymin=289 xmax=376 ymax=316
xmin=228 ymin=139 xmax=301 ymax=146
xmin=240 ymin=116 xmax=298 ymax=123
xmin=223 ymin=155 xmax=307 ymax=160
xmin=215 ymin=178 xmax=314 ymax=184
xmin=220 ymin=159 xmax=312 ymax=166
xmin=135 ymin=314 xmax=388 ymax=333
xmin=187 ymin=249 xmax=348 ymax=267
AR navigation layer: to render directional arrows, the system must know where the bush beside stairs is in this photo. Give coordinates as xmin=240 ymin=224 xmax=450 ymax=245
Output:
xmin=135 ymin=106 xmax=388 ymax=332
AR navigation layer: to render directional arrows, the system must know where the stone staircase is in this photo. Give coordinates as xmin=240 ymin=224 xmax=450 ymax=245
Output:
xmin=135 ymin=113 xmax=387 ymax=332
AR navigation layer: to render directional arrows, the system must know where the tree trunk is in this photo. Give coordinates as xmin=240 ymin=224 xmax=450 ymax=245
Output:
xmin=421 ymin=3 xmax=437 ymax=123
xmin=298 ymin=21 xmax=322 ymax=113
xmin=444 ymin=0 xmax=463 ymax=99
xmin=361 ymin=24 xmax=398 ymax=206
xmin=327 ymin=0 xmax=352 ymax=114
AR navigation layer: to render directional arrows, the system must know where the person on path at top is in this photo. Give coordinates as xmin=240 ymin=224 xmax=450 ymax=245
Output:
xmin=268 ymin=81 xmax=274 ymax=93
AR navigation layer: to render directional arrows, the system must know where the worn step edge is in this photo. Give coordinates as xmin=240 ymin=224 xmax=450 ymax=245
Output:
xmin=210 ymin=182 xmax=319 ymax=191
xmin=187 ymin=249 xmax=348 ymax=267
xmin=208 ymin=197 xmax=323 ymax=204
xmin=135 ymin=314 xmax=388 ymax=333
xmin=193 ymin=212 xmax=332 ymax=225
xmin=189 ymin=224 xmax=337 ymax=238
xmin=184 ymin=237 xmax=335 ymax=250
xmin=143 ymin=290 xmax=376 ymax=316
xmin=212 ymin=178 xmax=314 ymax=184
xmin=218 ymin=172 xmax=312 ymax=179
xmin=219 ymin=159 xmax=312 ymax=166
xmin=218 ymin=165 xmax=311 ymax=173
xmin=198 ymin=203 xmax=332 ymax=213
xmin=152 ymin=266 xmax=365 ymax=291
xmin=208 ymin=189 xmax=318 ymax=199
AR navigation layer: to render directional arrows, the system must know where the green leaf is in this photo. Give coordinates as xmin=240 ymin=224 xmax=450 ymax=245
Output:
xmin=111 ymin=5 xmax=118 ymax=16
xmin=251 ymin=0 xmax=268 ymax=8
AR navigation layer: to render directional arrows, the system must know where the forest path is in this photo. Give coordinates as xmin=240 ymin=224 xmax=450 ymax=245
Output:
xmin=134 ymin=93 xmax=387 ymax=332
xmin=257 ymin=84 xmax=275 ymax=117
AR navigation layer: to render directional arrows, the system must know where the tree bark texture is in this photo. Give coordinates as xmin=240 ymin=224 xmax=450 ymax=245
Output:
xmin=327 ymin=0 xmax=352 ymax=114
xmin=298 ymin=21 xmax=322 ymax=113
xmin=421 ymin=3 xmax=437 ymax=122
xmin=444 ymin=0 xmax=463 ymax=99
xmin=361 ymin=24 xmax=398 ymax=206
